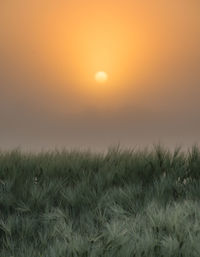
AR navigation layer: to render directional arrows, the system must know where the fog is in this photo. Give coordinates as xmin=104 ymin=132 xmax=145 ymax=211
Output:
xmin=0 ymin=0 xmax=200 ymax=152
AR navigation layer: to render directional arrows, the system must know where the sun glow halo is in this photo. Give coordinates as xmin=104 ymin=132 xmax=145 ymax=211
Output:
xmin=95 ymin=71 xmax=108 ymax=83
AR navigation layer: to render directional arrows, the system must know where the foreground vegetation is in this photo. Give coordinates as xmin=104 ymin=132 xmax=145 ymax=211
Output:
xmin=0 ymin=144 xmax=200 ymax=257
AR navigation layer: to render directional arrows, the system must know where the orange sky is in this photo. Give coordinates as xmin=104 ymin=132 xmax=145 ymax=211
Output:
xmin=0 ymin=0 xmax=200 ymax=151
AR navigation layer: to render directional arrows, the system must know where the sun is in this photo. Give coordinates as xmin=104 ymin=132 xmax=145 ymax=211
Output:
xmin=95 ymin=71 xmax=108 ymax=83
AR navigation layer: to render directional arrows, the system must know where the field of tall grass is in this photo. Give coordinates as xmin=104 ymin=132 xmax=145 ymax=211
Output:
xmin=0 ymin=144 xmax=200 ymax=257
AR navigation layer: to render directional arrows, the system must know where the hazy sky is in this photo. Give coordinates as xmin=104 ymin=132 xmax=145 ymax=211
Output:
xmin=0 ymin=0 xmax=200 ymax=152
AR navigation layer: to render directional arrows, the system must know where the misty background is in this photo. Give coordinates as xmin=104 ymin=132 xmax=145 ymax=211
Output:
xmin=0 ymin=0 xmax=200 ymax=152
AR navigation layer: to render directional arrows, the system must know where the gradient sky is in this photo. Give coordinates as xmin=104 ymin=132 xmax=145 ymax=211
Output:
xmin=0 ymin=0 xmax=200 ymax=152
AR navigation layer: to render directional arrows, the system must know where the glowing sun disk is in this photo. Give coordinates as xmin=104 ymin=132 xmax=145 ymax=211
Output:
xmin=95 ymin=71 xmax=108 ymax=83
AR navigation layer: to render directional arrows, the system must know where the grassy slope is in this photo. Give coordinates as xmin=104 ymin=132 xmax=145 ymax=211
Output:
xmin=0 ymin=145 xmax=200 ymax=257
